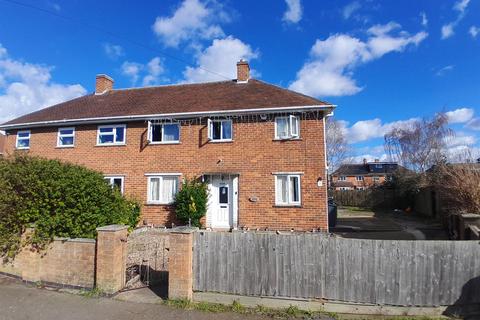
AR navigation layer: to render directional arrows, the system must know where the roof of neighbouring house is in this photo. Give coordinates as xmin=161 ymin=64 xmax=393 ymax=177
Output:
xmin=1 ymin=79 xmax=333 ymax=129
xmin=332 ymin=162 xmax=401 ymax=176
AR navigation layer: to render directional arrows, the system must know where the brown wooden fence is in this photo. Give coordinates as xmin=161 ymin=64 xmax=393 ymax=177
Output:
xmin=193 ymin=231 xmax=480 ymax=307
xmin=330 ymin=189 xmax=397 ymax=208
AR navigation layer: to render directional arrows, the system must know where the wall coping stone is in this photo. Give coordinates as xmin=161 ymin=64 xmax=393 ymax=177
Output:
xmin=171 ymin=226 xmax=199 ymax=234
xmin=53 ymin=237 xmax=96 ymax=243
xmin=96 ymin=225 xmax=129 ymax=232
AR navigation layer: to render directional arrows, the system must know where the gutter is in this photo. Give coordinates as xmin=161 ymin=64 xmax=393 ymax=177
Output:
xmin=0 ymin=104 xmax=336 ymax=130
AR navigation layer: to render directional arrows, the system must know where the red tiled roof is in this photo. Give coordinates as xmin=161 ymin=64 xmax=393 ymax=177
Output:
xmin=2 ymin=79 xmax=332 ymax=127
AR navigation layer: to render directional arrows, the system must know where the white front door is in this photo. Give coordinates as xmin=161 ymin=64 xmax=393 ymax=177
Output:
xmin=207 ymin=175 xmax=237 ymax=229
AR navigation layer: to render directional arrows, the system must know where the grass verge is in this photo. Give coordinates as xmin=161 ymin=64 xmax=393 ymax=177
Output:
xmin=163 ymin=299 xmax=335 ymax=319
xmin=163 ymin=299 xmax=450 ymax=320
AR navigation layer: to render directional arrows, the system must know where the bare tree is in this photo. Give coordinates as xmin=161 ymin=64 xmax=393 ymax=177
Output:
xmin=326 ymin=117 xmax=349 ymax=173
xmin=384 ymin=113 xmax=453 ymax=172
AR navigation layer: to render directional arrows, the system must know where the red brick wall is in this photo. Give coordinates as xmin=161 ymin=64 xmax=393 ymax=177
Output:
xmin=4 ymin=114 xmax=328 ymax=231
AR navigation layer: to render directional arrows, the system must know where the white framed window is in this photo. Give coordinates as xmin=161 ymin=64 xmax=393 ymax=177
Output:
xmin=375 ymin=164 xmax=383 ymax=169
xmin=275 ymin=174 xmax=301 ymax=206
xmin=16 ymin=130 xmax=31 ymax=149
xmin=275 ymin=115 xmax=300 ymax=140
xmin=356 ymin=176 xmax=364 ymax=181
xmin=57 ymin=127 xmax=75 ymax=147
xmin=147 ymin=122 xmax=180 ymax=144
xmin=207 ymin=119 xmax=232 ymax=142
xmin=338 ymin=176 xmax=346 ymax=181
xmin=97 ymin=124 xmax=126 ymax=146
xmin=146 ymin=174 xmax=180 ymax=204
xmin=373 ymin=176 xmax=380 ymax=182
xmin=104 ymin=176 xmax=124 ymax=194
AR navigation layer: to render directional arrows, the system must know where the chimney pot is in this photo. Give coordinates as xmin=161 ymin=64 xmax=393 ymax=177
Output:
xmin=236 ymin=60 xmax=250 ymax=83
xmin=95 ymin=74 xmax=114 ymax=94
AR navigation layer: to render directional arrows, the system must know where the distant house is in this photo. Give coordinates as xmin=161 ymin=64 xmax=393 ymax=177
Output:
xmin=0 ymin=132 xmax=5 ymax=157
xmin=331 ymin=160 xmax=400 ymax=190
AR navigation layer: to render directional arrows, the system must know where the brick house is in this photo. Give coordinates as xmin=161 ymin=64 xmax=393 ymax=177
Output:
xmin=331 ymin=160 xmax=401 ymax=190
xmin=0 ymin=61 xmax=334 ymax=231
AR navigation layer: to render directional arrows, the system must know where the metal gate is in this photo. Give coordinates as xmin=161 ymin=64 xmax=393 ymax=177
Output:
xmin=124 ymin=228 xmax=170 ymax=291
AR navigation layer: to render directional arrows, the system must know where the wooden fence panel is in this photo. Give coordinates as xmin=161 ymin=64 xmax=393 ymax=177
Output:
xmin=193 ymin=232 xmax=480 ymax=306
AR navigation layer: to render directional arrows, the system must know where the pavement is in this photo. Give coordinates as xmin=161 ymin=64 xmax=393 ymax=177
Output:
xmin=331 ymin=207 xmax=449 ymax=240
xmin=0 ymin=276 xmax=269 ymax=320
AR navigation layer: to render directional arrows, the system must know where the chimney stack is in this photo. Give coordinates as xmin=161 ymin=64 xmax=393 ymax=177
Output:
xmin=236 ymin=59 xmax=250 ymax=83
xmin=95 ymin=74 xmax=114 ymax=94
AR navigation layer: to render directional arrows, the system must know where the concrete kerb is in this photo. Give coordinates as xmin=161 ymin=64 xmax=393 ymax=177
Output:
xmin=193 ymin=292 xmax=455 ymax=318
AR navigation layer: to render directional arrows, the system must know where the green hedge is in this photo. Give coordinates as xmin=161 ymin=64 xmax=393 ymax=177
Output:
xmin=0 ymin=155 xmax=140 ymax=260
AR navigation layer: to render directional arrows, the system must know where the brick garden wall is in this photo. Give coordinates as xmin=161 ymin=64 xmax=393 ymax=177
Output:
xmin=0 ymin=225 xmax=129 ymax=293
xmin=0 ymin=235 xmax=96 ymax=289
xmin=3 ymin=113 xmax=328 ymax=231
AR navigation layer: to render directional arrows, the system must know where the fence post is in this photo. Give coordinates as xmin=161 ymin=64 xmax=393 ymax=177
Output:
xmin=95 ymin=225 xmax=128 ymax=294
xmin=168 ymin=229 xmax=194 ymax=300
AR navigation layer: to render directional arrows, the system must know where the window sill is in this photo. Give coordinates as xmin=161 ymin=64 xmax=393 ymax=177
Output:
xmin=274 ymin=204 xmax=302 ymax=208
xmin=56 ymin=145 xmax=75 ymax=149
xmin=273 ymin=138 xmax=302 ymax=142
xmin=145 ymin=202 xmax=174 ymax=206
xmin=95 ymin=143 xmax=126 ymax=147
xmin=208 ymin=139 xmax=234 ymax=144
xmin=148 ymin=141 xmax=181 ymax=145
xmin=15 ymin=148 xmax=30 ymax=150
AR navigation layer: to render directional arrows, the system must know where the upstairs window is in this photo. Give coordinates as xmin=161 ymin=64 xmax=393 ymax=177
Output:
xmin=104 ymin=176 xmax=124 ymax=194
xmin=147 ymin=175 xmax=179 ymax=204
xmin=57 ymin=127 xmax=75 ymax=147
xmin=97 ymin=124 xmax=126 ymax=145
xmin=275 ymin=174 xmax=301 ymax=206
xmin=356 ymin=176 xmax=364 ymax=181
xmin=338 ymin=176 xmax=346 ymax=181
xmin=208 ymin=119 xmax=232 ymax=142
xmin=16 ymin=130 xmax=31 ymax=149
xmin=275 ymin=115 xmax=299 ymax=140
xmin=148 ymin=122 xmax=180 ymax=143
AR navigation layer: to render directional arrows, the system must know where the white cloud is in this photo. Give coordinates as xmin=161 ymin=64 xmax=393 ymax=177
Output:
xmin=143 ymin=57 xmax=165 ymax=86
xmin=283 ymin=0 xmax=302 ymax=24
xmin=446 ymin=107 xmax=474 ymax=123
xmin=103 ymin=43 xmax=125 ymax=60
xmin=436 ymin=65 xmax=455 ymax=76
xmin=121 ymin=61 xmax=143 ymax=85
xmin=466 ymin=118 xmax=480 ymax=131
xmin=420 ymin=12 xmax=428 ymax=27
xmin=469 ymin=26 xmax=480 ymax=38
xmin=342 ymin=1 xmax=361 ymax=20
xmin=183 ymin=36 xmax=258 ymax=83
xmin=121 ymin=57 xmax=165 ymax=86
xmin=454 ymin=0 xmax=470 ymax=14
xmin=441 ymin=23 xmax=455 ymax=39
xmin=152 ymin=0 xmax=229 ymax=48
xmin=441 ymin=0 xmax=471 ymax=40
xmin=350 ymin=153 xmax=389 ymax=164
xmin=445 ymin=132 xmax=476 ymax=147
xmin=289 ymin=22 xmax=427 ymax=97
xmin=0 ymin=43 xmax=86 ymax=124
xmin=346 ymin=117 xmax=419 ymax=143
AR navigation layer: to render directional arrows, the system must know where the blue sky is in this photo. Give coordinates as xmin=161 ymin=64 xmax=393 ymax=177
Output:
xmin=0 ymin=0 xmax=479 ymax=161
